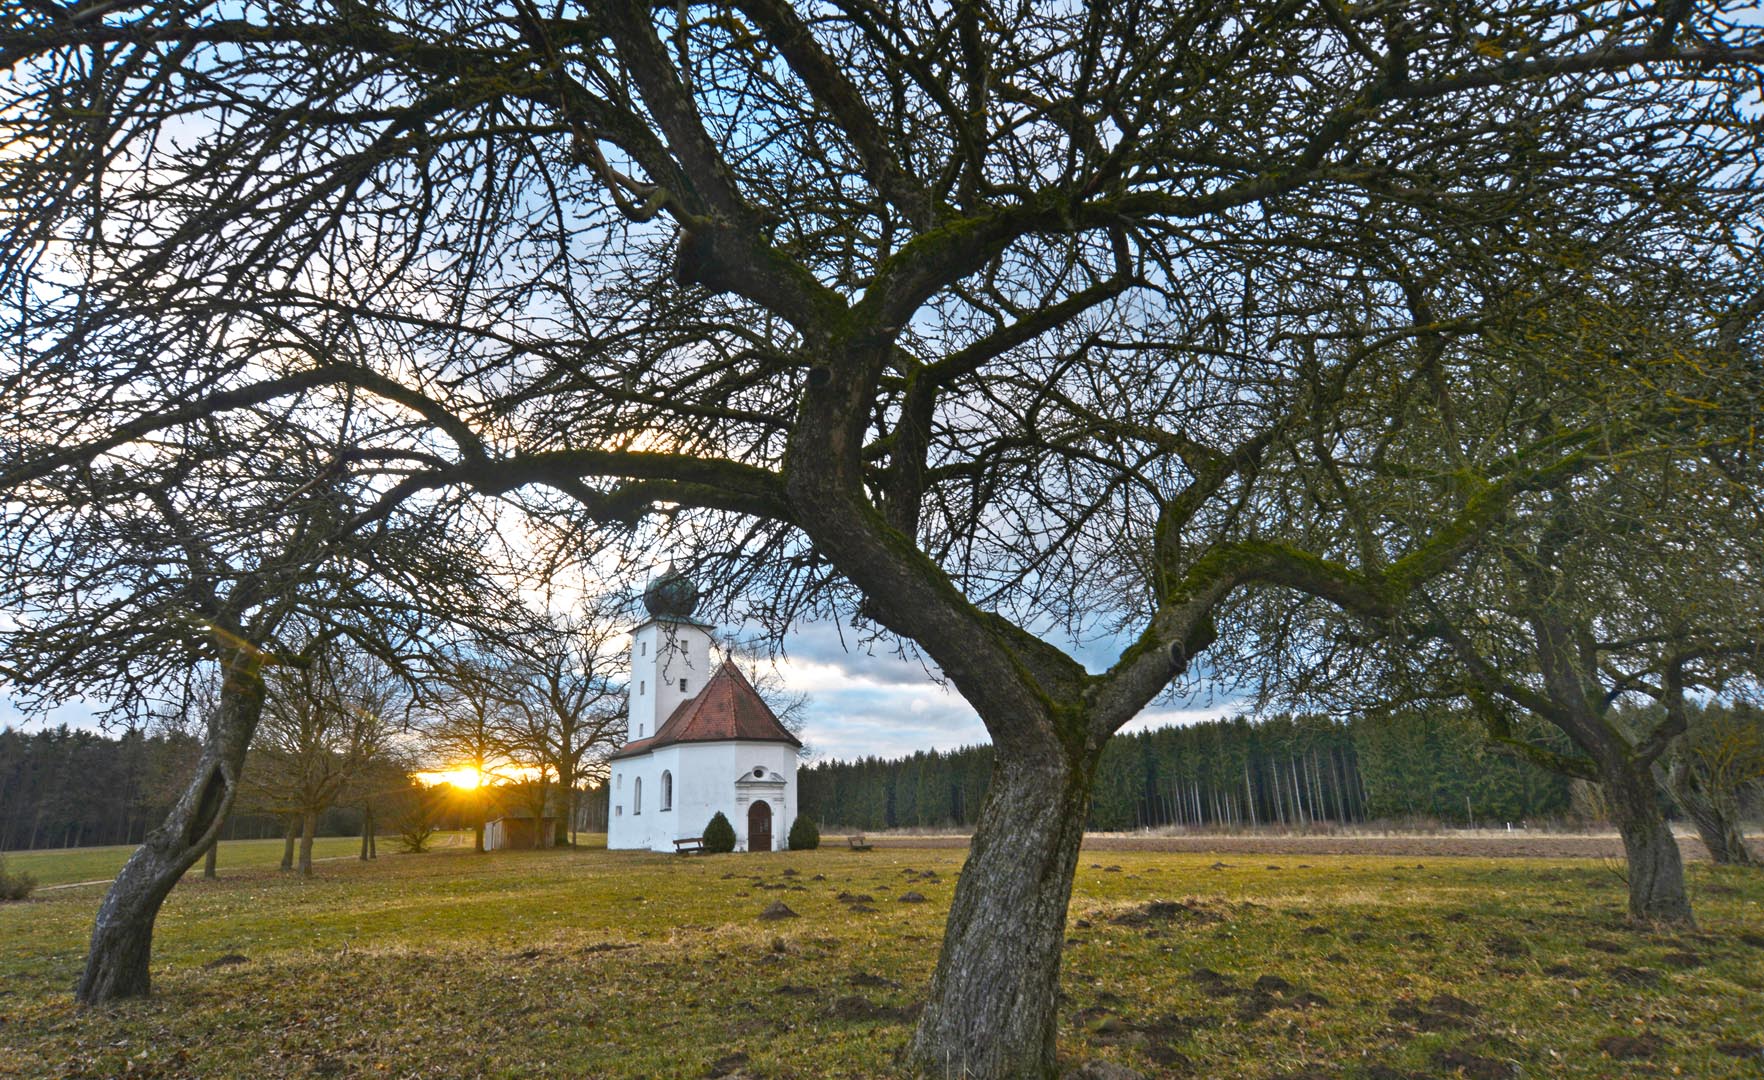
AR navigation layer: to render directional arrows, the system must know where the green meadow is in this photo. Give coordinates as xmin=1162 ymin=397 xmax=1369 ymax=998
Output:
xmin=2 ymin=835 xmax=386 ymax=888
xmin=1 ymin=840 xmax=1760 ymax=1078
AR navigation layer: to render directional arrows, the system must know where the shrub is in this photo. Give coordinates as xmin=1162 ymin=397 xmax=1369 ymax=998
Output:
xmin=392 ymin=785 xmax=443 ymax=853
xmin=0 ymin=856 xmax=36 ymax=902
xmin=703 ymin=811 xmax=736 ymax=853
xmin=787 ymin=815 xmax=820 ymax=851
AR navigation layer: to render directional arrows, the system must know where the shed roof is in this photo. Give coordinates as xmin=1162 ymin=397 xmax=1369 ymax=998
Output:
xmin=612 ymin=660 xmax=802 ymax=760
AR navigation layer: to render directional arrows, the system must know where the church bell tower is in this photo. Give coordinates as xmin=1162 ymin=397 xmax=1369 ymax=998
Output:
xmin=626 ymin=568 xmax=715 ymax=743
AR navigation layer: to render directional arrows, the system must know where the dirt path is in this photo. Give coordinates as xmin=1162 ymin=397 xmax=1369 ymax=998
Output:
xmin=850 ymin=831 xmax=1746 ymax=861
xmin=36 ymin=853 xmax=364 ymax=892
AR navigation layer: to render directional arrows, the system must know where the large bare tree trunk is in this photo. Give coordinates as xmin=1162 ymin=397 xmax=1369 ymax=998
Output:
xmin=907 ymin=745 xmax=1095 ymax=1079
xmin=280 ymin=814 xmax=297 ymax=870
xmin=1605 ymin=758 xmax=1694 ymax=924
xmin=202 ymin=840 xmax=218 ymax=879
xmin=75 ymin=650 xmax=266 ymax=1004
xmin=297 ymin=810 xmax=317 ymax=876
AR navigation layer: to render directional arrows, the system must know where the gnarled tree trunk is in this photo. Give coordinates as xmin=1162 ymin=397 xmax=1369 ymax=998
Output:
xmin=1604 ymin=756 xmax=1693 ymax=924
xmin=1665 ymin=760 xmax=1757 ymax=867
xmin=907 ymin=740 xmax=1097 ymax=1079
xmin=75 ymin=650 xmax=266 ymax=1004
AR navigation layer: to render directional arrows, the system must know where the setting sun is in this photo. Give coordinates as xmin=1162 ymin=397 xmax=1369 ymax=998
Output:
xmin=415 ymin=766 xmax=484 ymax=789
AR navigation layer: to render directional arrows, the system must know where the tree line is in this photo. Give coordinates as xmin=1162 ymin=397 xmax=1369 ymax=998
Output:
xmin=0 ymin=724 xmax=382 ymax=852
xmin=801 ymin=709 xmax=1576 ymax=832
xmin=803 ymin=703 xmax=1763 ymax=839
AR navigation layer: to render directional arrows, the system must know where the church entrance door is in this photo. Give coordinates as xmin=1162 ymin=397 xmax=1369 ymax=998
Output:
xmin=747 ymin=800 xmax=773 ymax=852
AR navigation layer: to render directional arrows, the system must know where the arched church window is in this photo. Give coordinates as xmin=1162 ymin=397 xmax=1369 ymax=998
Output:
xmin=634 ymin=777 xmax=642 ymax=815
xmin=661 ymin=771 xmax=673 ymax=811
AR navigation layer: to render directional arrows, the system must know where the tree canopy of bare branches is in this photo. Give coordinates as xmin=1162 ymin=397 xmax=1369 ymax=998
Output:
xmin=5 ymin=2 xmax=1762 ymax=1071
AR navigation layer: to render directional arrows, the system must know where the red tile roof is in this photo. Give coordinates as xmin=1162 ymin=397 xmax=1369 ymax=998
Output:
xmin=611 ymin=660 xmax=801 ymax=759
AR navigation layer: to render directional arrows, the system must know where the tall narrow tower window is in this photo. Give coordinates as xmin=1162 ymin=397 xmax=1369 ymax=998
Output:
xmin=680 ymin=678 xmax=688 ymax=693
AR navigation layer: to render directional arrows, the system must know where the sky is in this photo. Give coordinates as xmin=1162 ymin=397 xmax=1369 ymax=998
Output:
xmin=0 ymin=616 xmax=1244 ymax=763
xmin=733 ymin=619 xmax=1245 ymax=761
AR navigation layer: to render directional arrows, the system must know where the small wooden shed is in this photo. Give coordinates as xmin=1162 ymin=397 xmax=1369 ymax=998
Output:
xmin=484 ymin=810 xmax=556 ymax=851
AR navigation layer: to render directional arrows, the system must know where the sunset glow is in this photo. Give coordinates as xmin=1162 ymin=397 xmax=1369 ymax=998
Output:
xmin=415 ymin=766 xmax=485 ymax=789
xmin=414 ymin=764 xmax=544 ymax=788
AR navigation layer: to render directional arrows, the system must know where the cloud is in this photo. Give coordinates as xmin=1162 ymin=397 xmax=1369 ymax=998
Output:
xmin=0 ymin=694 xmax=106 ymax=733
xmin=757 ymin=620 xmax=1245 ymax=761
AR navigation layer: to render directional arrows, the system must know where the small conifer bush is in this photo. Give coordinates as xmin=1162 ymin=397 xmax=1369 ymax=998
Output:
xmin=703 ymin=811 xmax=736 ymax=853
xmin=787 ymin=815 xmax=820 ymax=850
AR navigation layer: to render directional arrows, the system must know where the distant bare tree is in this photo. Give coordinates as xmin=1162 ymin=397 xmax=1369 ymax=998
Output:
xmin=507 ymin=615 xmax=625 ymax=846
xmin=1659 ymin=704 xmax=1764 ymax=867
xmin=242 ymin=647 xmax=404 ymax=876
xmin=425 ymin=654 xmax=521 ymax=853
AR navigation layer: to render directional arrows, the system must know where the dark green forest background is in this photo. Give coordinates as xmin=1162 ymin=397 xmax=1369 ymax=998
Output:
xmin=9 ymin=705 xmax=1751 ymax=849
xmin=800 ymin=710 xmax=1577 ymax=831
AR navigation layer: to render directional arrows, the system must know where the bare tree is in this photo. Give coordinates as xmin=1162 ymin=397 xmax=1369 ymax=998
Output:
xmin=5 ymin=2 xmax=1762 ymax=1071
xmin=1 ymin=390 xmax=510 ymax=1002
xmin=507 ymin=615 xmax=625 ymax=846
xmin=1254 ymin=277 xmax=1764 ymax=922
xmin=1659 ymin=703 xmax=1763 ymax=867
xmin=425 ymin=653 xmax=521 ymax=853
xmin=241 ymin=646 xmax=403 ymax=876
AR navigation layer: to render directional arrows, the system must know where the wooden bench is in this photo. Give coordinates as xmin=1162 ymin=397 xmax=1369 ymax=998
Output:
xmin=847 ymin=834 xmax=873 ymax=852
xmin=673 ymin=836 xmax=705 ymax=854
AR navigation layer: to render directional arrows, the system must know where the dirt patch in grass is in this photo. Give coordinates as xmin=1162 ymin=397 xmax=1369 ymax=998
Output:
xmin=1107 ymin=899 xmax=1222 ymax=927
xmin=1597 ymin=1033 xmax=1669 ymax=1059
xmin=825 ymin=995 xmax=919 ymax=1023
xmin=1609 ymin=965 xmax=1662 ymax=987
xmin=1432 ymin=1046 xmax=1517 ymax=1078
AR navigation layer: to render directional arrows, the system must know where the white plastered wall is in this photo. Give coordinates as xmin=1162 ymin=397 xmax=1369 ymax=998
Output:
xmin=606 ymin=740 xmax=798 ymax=852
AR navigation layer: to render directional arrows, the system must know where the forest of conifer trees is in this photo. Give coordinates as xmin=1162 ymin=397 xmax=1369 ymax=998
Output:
xmin=799 ymin=711 xmax=1578 ymax=832
xmin=0 ymin=726 xmax=365 ymax=850
xmin=9 ymin=705 xmax=1756 ymax=850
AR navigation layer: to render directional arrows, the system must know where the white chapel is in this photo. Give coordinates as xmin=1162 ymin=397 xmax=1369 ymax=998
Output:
xmin=606 ymin=570 xmax=802 ymax=852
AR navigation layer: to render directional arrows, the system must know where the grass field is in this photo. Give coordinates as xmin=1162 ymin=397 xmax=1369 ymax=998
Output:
xmin=2 ymin=835 xmax=384 ymax=887
xmin=1 ymin=840 xmax=1760 ymax=1078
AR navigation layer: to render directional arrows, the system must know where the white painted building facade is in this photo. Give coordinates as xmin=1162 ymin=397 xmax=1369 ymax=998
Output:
xmin=606 ymin=572 xmax=801 ymax=853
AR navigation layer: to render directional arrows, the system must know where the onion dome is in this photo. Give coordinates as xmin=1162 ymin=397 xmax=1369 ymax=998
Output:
xmin=642 ymin=567 xmax=700 ymax=619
